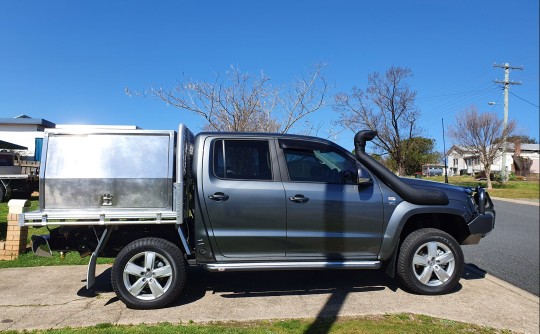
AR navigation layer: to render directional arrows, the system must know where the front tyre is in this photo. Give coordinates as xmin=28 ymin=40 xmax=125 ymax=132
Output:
xmin=111 ymin=237 xmax=186 ymax=309
xmin=397 ymin=228 xmax=464 ymax=295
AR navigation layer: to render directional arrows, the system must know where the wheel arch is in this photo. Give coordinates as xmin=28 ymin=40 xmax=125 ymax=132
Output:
xmin=103 ymin=224 xmax=187 ymax=257
xmin=399 ymin=213 xmax=470 ymax=245
xmin=380 ymin=201 xmax=471 ymax=277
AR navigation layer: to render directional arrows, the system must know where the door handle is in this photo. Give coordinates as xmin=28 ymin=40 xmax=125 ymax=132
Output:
xmin=289 ymin=194 xmax=309 ymax=203
xmin=209 ymin=192 xmax=230 ymax=201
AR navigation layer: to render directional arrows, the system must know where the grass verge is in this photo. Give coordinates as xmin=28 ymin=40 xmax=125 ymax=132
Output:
xmin=0 ymin=314 xmax=512 ymax=334
xmin=424 ymin=175 xmax=539 ymax=199
xmin=0 ymin=251 xmax=113 ymax=269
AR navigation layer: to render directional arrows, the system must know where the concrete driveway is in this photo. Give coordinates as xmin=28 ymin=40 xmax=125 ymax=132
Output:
xmin=0 ymin=264 xmax=538 ymax=333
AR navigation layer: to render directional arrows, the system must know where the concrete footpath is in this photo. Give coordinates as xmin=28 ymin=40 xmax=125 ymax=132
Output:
xmin=491 ymin=197 xmax=540 ymax=206
xmin=0 ymin=264 xmax=538 ymax=333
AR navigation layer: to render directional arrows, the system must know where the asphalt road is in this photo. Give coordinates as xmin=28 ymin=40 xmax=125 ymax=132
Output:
xmin=462 ymin=199 xmax=539 ymax=296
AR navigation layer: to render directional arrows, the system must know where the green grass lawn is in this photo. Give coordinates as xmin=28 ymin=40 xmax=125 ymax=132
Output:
xmin=0 ymin=314 xmax=512 ymax=334
xmin=424 ymin=175 xmax=539 ymax=199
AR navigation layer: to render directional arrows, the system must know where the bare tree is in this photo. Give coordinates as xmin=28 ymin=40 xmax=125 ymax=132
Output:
xmin=448 ymin=106 xmax=516 ymax=189
xmin=334 ymin=66 xmax=420 ymax=175
xmin=132 ymin=64 xmax=327 ymax=133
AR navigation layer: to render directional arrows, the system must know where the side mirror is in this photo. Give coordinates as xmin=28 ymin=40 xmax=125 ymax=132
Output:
xmin=357 ymin=166 xmax=373 ymax=186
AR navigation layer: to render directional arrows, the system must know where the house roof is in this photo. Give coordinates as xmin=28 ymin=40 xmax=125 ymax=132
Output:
xmin=447 ymin=143 xmax=540 ymax=156
xmin=0 ymin=115 xmax=55 ymax=128
xmin=446 ymin=145 xmax=467 ymax=155
xmin=507 ymin=143 xmax=540 ymax=152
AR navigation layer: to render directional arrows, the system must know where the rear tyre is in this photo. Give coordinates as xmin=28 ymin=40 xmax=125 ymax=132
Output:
xmin=111 ymin=237 xmax=186 ymax=309
xmin=397 ymin=228 xmax=464 ymax=295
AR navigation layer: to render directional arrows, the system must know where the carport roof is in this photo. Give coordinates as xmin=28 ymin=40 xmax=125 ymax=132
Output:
xmin=0 ymin=140 xmax=28 ymax=150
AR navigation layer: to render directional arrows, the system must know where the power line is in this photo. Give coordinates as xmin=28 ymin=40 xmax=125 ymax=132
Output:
xmin=417 ymin=86 xmax=493 ymax=100
xmin=421 ymin=86 xmax=497 ymax=121
xmin=509 ymin=91 xmax=539 ymax=108
xmin=417 ymin=68 xmax=494 ymax=100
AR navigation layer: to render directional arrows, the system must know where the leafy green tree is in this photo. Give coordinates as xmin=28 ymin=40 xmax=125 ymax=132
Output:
xmin=400 ymin=137 xmax=441 ymax=175
xmin=505 ymin=135 xmax=537 ymax=144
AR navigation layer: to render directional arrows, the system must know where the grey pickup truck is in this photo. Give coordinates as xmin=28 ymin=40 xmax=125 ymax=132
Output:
xmin=21 ymin=125 xmax=495 ymax=309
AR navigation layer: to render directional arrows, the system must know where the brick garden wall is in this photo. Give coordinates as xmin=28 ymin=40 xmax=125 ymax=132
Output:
xmin=0 ymin=200 xmax=29 ymax=260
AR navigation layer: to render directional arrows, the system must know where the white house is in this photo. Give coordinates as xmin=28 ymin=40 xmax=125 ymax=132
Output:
xmin=0 ymin=115 xmax=145 ymax=161
xmin=446 ymin=142 xmax=540 ymax=177
xmin=0 ymin=115 xmax=56 ymax=160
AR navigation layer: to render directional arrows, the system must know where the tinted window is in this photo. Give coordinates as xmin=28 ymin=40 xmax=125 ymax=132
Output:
xmin=282 ymin=142 xmax=357 ymax=184
xmin=213 ymin=140 xmax=272 ymax=180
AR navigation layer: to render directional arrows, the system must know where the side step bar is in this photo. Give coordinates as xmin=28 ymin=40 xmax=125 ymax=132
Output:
xmin=204 ymin=261 xmax=381 ymax=272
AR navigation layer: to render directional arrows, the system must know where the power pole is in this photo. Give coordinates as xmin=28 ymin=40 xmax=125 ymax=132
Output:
xmin=493 ymin=63 xmax=523 ymax=182
xmin=442 ymin=118 xmax=448 ymax=183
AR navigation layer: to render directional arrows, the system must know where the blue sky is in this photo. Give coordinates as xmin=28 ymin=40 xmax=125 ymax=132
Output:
xmin=1 ymin=1 xmax=538 ymax=152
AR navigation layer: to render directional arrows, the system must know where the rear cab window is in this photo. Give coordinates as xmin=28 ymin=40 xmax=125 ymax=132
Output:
xmin=212 ymin=139 xmax=272 ymax=181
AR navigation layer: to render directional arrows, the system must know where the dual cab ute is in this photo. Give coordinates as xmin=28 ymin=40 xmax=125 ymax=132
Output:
xmin=21 ymin=125 xmax=495 ymax=309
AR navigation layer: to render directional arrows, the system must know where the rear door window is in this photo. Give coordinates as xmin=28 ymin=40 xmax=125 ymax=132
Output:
xmin=213 ymin=140 xmax=272 ymax=180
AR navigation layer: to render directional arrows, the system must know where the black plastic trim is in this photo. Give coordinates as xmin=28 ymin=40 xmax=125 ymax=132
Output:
xmin=467 ymin=212 xmax=495 ymax=235
xmin=353 ymin=130 xmax=449 ymax=205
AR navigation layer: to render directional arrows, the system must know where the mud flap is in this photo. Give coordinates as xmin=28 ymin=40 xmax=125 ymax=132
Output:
xmin=31 ymin=234 xmax=53 ymax=258
xmin=384 ymin=243 xmax=399 ymax=278
xmin=86 ymin=228 xmax=112 ymax=289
